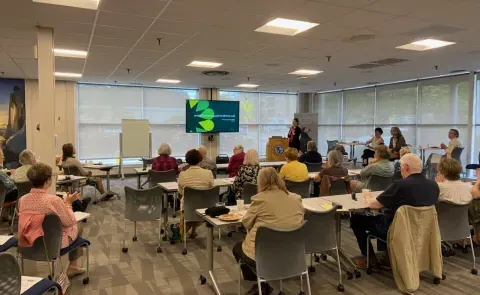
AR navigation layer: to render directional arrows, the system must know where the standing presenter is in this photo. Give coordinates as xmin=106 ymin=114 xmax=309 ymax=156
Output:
xmin=287 ymin=118 xmax=302 ymax=151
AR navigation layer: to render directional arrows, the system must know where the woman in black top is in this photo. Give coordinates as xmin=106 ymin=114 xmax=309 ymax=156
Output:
xmin=288 ymin=118 xmax=301 ymax=150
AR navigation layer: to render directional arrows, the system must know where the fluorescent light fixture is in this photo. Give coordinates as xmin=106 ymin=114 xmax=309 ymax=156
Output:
xmin=33 ymin=0 xmax=100 ymax=10
xmin=236 ymin=84 xmax=259 ymax=88
xmin=289 ymin=69 xmax=323 ymax=76
xmin=156 ymin=78 xmax=181 ymax=84
xmin=255 ymin=18 xmax=319 ymax=36
xmin=55 ymin=72 xmax=82 ymax=78
xmin=187 ymin=60 xmax=222 ymax=68
xmin=54 ymin=48 xmax=88 ymax=58
xmin=396 ymin=39 xmax=455 ymax=51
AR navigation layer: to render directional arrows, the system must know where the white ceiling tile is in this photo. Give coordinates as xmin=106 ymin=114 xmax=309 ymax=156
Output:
xmin=96 ymin=11 xmax=155 ymax=30
xmin=311 ymin=0 xmax=378 ymax=8
xmin=330 ymin=10 xmax=399 ymax=29
xmin=100 ymin=0 xmax=169 ymax=17
xmin=277 ymin=1 xmax=355 ymax=24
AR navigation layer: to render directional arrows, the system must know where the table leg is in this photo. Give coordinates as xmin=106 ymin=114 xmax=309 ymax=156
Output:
xmin=99 ymin=169 xmax=120 ymax=202
xmin=200 ymin=223 xmax=222 ymax=295
xmin=137 ymin=174 xmax=141 ymax=189
xmin=351 ymin=145 xmax=355 ymax=159
xmin=335 ymin=213 xmax=361 ymax=279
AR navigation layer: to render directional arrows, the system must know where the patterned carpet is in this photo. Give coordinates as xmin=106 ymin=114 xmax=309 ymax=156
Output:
xmin=2 ymin=175 xmax=480 ymax=295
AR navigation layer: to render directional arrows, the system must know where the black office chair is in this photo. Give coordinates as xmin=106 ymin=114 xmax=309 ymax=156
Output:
xmin=327 ymin=140 xmax=339 ymax=153
xmin=305 ymin=162 xmax=322 ymax=172
xmin=451 ymin=147 xmax=464 ymax=165
xmin=368 ymin=175 xmax=393 ymax=191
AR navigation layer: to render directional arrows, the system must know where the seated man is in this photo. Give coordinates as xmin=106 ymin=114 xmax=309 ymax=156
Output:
xmin=440 ymin=128 xmax=464 ymax=158
xmin=299 ymin=141 xmax=322 ymax=164
xmin=350 ymin=153 xmax=439 ymax=268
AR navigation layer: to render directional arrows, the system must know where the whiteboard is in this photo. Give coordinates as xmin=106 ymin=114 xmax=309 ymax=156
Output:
xmin=121 ymin=119 xmax=150 ymax=157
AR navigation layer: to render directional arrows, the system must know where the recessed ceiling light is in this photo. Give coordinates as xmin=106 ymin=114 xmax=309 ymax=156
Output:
xmin=255 ymin=18 xmax=319 ymax=36
xmin=236 ymin=84 xmax=259 ymax=88
xmin=33 ymin=0 xmax=100 ymax=10
xmin=289 ymin=69 xmax=323 ymax=76
xmin=55 ymin=72 xmax=82 ymax=78
xmin=54 ymin=48 xmax=88 ymax=58
xmin=187 ymin=61 xmax=222 ymax=68
xmin=156 ymin=78 xmax=181 ymax=84
xmin=396 ymin=39 xmax=455 ymax=51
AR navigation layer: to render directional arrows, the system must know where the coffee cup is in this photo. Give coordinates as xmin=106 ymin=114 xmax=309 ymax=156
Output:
xmin=237 ymin=199 xmax=245 ymax=211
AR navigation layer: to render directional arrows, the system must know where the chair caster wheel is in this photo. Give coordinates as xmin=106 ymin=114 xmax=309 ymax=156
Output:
xmin=170 ymin=240 xmax=176 ymax=245
xmin=83 ymin=219 xmax=87 ymax=223
xmin=345 ymin=271 xmax=353 ymax=280
xmin=200 ymin=275 xmax=207 ymax=284
xmin=278 ymin=292 xmax=285 ymax=295
xmin=337 ymin=284 xmax=345 ymax=292
xmin=217 ymin=246 xmax=222 ymax=252
xmin=122 ymin=247 xmax=128 ymax=253
xmin=227 ymin=232 xmax=233 ymax=237
xmin=366 ymin=268 xmax=373 ymax=275
xmin=48 ymin=275 xmax=52 ymax=280
xmin=93 ymin=201 xmax=98 ymax=205
xmin=156 ymin=247 xmax=162 ymax=253
xmin=299 ymin=291 xmax=305 ymax=295
xmin=314 ymin=254 xmax=320 ymax=263
xmin=321 ymin=254 xmax=327 ymax=261
xmin=173 ymin=214 xmax=177 ymax=218
xmin=8 ymin=232 xmax=13 ymax=236
xmin=161 ymin=229 xmax=164 ymax=234
xmin=162 ymin=208 xmax=167 ymax=213
xmin=354 ymin=269 xmax=361 ymax=278
xmin=182 ymin=249 xmax=187 ymax=255
xmin=132 ymin=236 xmax=138 ymax=242
xmin=308 ymin=266 xmax=316 ymax=273
xmin=462 ymin=247 xmax=469 ymax=254
xmin=433 ymin=277 xmax=441 ymax=285
xmin=471 ymin=269 xmax=478 ymax=275
xmin=83 ymin=277 xmax=90 ymax=285
xmin=442 ymin=274 xmax=446 ymax=280
xmin=162 ymin=236 xmax=168 ymax=241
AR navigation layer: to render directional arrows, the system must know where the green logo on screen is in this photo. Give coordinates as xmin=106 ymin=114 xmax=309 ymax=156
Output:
xmin=189 ymin=100 xmax=215 ymax=132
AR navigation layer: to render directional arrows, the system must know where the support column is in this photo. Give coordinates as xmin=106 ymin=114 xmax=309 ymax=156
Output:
xmin=467 ymin=72 xmax=475 ymax=167
xmin=199 ymin=88 xmax=220 ymax=159
xmin=450 ymin=83 xmax=459 ymax=125
xmin=298 ymin=93 xmax=314 ymax=113
xmin=36 ymin=27 xmax=56 ymax=193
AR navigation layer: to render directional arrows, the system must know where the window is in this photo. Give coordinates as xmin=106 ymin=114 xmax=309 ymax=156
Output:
xmin=78 ymin=84 xmax=199 ymax=161
xmin=314 ymin=92 xmax=342 ymax=154
xmin=219 ymin=90 xmax=298 ymax=156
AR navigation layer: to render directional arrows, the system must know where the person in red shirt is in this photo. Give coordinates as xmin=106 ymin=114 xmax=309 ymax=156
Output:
xmin=227 ymin=144 xmax=245 ymax=177
xmin=152 ymin=143 xmax=179 ymax=174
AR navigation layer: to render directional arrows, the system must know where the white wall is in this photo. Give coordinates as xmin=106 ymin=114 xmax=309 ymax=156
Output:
xmin=25 ymin=79 xmax=77 ymax=156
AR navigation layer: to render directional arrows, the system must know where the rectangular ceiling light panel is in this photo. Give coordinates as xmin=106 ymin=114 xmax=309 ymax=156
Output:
xmin=187 ymin=61 xmax=222 ymax=68
xmin=255 ymin=18 xmax=318 ymax=36
xmin=54 ymin=48 xmax=88 ymax=58
xmin=236 ymin=84 xmax=259 ymax=88
xmin=396 ymin=39 xmax=455 ymax=51
xmin=33 ymin=0 xmax=100 ymax=10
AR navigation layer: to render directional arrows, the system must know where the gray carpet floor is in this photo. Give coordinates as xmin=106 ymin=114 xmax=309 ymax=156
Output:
xmin=2 ymin=175 xmax=480 ymax=295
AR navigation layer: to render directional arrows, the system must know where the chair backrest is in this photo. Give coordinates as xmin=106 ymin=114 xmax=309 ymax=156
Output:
xmin=305 ymin=162 xmax=322 ymax=172
xmin=242 ymin=183 xmax=257 ymax=204
xmin=304 ymin=206 xmax=338 ymax=254
xmin=176 ymin=158 xmax=183 ymax=165
xmin=148 ymin=169 xmax=176 ymax=188
xmin=0 ymin=181 xmax=6 ymax=208
xmin=285 ymin=179 xmax=311 ymax=198
xmin=326 ymin=140 xmax=338 ymax=152
xmin=367 ymin=175 xmax=392 ymax=191
xmin=341 ymin=161 xmax=355 ymax=170
xmin=0 ymin=253 xmax=21 ymax=295
xmin=329 ymin=179 xmax=349 ymax=195
xmin=124 ymin=186 xmax=163 ymax=221
xmin=424 ymin=153 xmax=439 ymax=181
xmin=393 ymin=170 xmax=403 ymax=182
xmin=62 ymin=165 xmax=82 ymax=176
xmin=18 ymin=214 xmax=62 ymax=261
xmin=435 ymin=201 xmax=471 ymax=241
xmin=183 ymin=186 xmax=220 ymax=221
xmin=15 ymin=181 xmax=32 ymax=200
xmin=451 ymin=147 xmax=464 ymax=164
xmin=255 ymin=221 xmax=307 ymax=281
xmin=211 ymin=168 xmax=217 ymax=179
xmin=142 ymin=157 xmax=154 ymax=170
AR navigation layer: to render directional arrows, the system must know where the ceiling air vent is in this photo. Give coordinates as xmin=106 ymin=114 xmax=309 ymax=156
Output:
xmin=202 ymin=70 xmax=230 ymax=76
xmin=404 ymin=24 xmax=464 ymax=37
xmin=349 ymin=63 xmax=384 ymax=69
xmin=366 ymin=82 xmax=379 ymax=85
xmin=343 ymin=34 xmax=375 ymax=43
xmin=449 ymin=70 xmax=468 ymax=74
xmin=371 ymin=58 xmax=409 ymax=65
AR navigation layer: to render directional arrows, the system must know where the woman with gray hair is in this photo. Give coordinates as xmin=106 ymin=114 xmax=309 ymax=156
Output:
xmin=152 ymin=143 xmax=179 ymax=174
xmin=227 ymin=144 xmax=245 ymax=177
xmin=12 ymin=149 xmax=36 ymax=182
xmin=299 ymin=141 xmax=322 ymax=164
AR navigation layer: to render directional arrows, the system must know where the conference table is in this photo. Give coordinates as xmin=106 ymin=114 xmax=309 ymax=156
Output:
xmin=410 ymin=146 xmax=444 ymax=163
xmin=196 ymin=191 xmax=381 ymax=295
xmin=337 ymin=142 xmax=365 ymax=159
xmin=216 ymin=161 xmax=286 ymax=170
xmin=83 ymin=164 xmax=119 ymax=201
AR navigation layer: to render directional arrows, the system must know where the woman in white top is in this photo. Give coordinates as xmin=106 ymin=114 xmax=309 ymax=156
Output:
xmin=12 ymin=149 xmax=36 ymax=183
xmin=440 ymin=129 xmax=464 ymax=158
xmin=435 ymin=158 xmax=471 ymax=204
xmin=361 ymin=127 xmax=384 ymax=167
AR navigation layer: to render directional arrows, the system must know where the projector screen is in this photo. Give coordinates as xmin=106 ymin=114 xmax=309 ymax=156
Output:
xmin=186 ymin=100 xmax=239 ymax=133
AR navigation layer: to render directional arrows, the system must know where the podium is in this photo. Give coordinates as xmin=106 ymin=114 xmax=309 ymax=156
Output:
xmin=266 ymin=137 xmax=289 ymax=161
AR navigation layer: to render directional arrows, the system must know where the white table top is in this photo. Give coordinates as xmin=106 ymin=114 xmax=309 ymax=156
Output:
xmin=308 ymin=169 xmax=361 ymax=179
xmin=134 ymin=167 xmax=150 ymax=174
xmin=158 ymin=177 xmax=235 ymax=192
xmin=322 ymin=191 xmax=382 ymax=210
xmin=338 ymin=142 xmax=365 ymax=146
xmin=0 ymin=234 xmax=14 ymax=245
xmin=74 ymin=211 xmax=90 ymax=222
xmin=410 ymin=146 xmax=444 ymax=150
xmin=196 ymin=205 xmax=248 ymax=227
xmin=21 ymin=276 xmax=43 ymax=294
xmin=217 ymin=161 xmax=286 ymax=169
xmin=83 ymin=164 xmax=119 ymax=169
xmin=56 ymin=175 xmax=87 ymax=184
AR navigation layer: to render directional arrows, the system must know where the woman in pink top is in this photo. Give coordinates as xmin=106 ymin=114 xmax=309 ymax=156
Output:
xmin=18 ymin=163 xmax=85 ymax=278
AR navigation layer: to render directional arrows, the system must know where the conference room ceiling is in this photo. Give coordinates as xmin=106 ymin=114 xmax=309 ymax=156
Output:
xmin=1 ymin=0 xmax=480 ymax=92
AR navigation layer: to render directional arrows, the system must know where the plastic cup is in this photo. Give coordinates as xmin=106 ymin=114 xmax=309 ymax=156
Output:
xmin=237 ymin=199 xmax=245 ymax=211
xmin=362 ymin=189 xmax=371 ymax=202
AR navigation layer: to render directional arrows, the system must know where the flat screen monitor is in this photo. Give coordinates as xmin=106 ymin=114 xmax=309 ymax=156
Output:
xmin=185 ymin=99 xmax=239 ymax=133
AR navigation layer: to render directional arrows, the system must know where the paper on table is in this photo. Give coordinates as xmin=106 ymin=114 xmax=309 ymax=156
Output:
xmin=0 ymin=235 xmax=13 ymax=245
xmin=21 ymin=276 xmax=43 ymax=293
xmin=320 ymin=203 xmax=333 ymax=210
xmin=74 ymin=211 xmax=90 ymax=222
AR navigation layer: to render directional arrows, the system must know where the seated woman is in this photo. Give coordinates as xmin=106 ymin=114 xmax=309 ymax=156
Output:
xmin=469 ymin=169 xmax=480 ymax=245
xmin=232 ymin=167 xmax=304 ymax=295
xmin=178 ymin=149 xmax=214 ymax=239
xmin=61 ymin=143 xmax=105 ymax=195
xmin=227 ymin=144 xmax=245 ymax=177
xmin=435 ymin=158 xmax=472 ymax=204
xmin=389 ymin=127 xmax=407 ymax=160
xmin=230 ymin=149 xmax=260 ymax=204
xmin=12 ymin=149 xmax=36 ymax=183
xmin=313 ymin=150 xmax=348 ymax=196
xmin=152 ymin=143 xmax=179 ymax=174
xmin=351 ymin=145 xmax=394 ymax=192
xmin=18 ymin=163 xmax=85 ymax=278
xmin=394 ymin=147 xmax=411 ymax=173
xmin=0 ymin=149 xmax=17 ymax=220
xmin=298 ymin=141 xmax=322 ymax=164
xmin=278 ymin=148 xmax=309 ymax=181
xmin=361 ymin=127 xmax=384 ymax=166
